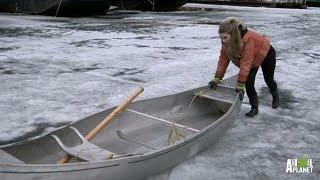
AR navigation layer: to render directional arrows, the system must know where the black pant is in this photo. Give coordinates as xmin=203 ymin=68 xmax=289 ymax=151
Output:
xmin=245 ymin=45 xmax=278 ymax=109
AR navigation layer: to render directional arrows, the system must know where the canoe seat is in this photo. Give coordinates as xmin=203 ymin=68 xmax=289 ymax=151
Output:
xmin=51 ymin=126 xmax=114 ymax=162
xmin=194 ymin=86 xmax=235 ymax=104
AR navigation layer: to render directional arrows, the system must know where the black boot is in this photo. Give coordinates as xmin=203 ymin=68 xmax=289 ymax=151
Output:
xmin=246 ymin=95 xmax=259 ymax=117
xmin=245 ymin=109 xmax=258 ymax=117
xmin=272 ymin=91 xmax=279 ymax=109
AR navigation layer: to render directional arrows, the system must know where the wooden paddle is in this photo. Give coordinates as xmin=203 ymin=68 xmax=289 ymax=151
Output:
xmin=58 ymin=87 xmax=144 ymax=164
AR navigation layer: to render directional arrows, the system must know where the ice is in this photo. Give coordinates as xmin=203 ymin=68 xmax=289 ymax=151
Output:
xmin=0 ymin=3 xmax=320 ymax=179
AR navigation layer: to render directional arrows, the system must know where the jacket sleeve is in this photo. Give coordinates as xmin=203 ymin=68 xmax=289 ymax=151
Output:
xmin=214 ymin=47 xmax=230 ymax=80
xmin=238 ymin=37 xmax=254 ymax=83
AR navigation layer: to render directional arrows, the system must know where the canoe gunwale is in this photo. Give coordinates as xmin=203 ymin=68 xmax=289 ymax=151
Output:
xmin=0 ymin=94 xmax=241 ymax=174
xmin=0 ymin=83 xmax=235 ymax=149
xmin=0 ymin=78 xmax=241 ymax=175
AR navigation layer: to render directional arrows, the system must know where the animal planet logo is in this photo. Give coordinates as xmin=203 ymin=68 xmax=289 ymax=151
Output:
xmin=286 ymin=157 xmax=313 ymax=174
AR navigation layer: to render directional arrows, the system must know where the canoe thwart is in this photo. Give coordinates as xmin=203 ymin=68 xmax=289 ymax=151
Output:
xmin=126 ymin=109 xmax=199 ymax=133
xmin=51 ymin=126 xmax=114 ymax=162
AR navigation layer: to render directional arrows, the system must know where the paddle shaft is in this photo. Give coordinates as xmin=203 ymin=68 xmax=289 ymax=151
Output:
xmin=58 ymin=87 xmax=144 ymax=164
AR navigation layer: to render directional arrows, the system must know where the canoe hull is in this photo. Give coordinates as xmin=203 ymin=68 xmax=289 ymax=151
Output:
xmin=111 ymin=0 xmax=189 ymax=11
xmin=0 ymin=101 xmax=240 ymax=180
xmin=0 ymin=0 xmax=110 ymax=16
xmin=0 ymin=76 xmax=241 ymax=180
xmin=110 ymin=0 xmax=145 ymax=10
xmin=138 ymin=0 xmax=189 ymax=11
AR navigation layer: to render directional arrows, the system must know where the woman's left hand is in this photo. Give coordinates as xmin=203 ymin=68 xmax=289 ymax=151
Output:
xmin=235 ymin=82 xmax=245 ymax=100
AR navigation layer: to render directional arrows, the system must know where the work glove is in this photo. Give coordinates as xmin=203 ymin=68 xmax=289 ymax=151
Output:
xmin=208 ymin=77 xmax=221 ymax=89
xmin=235 ymin=82 xmax=245 ymax=100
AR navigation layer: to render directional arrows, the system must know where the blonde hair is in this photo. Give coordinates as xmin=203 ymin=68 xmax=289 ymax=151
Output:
xmin=219 ymin=17 xmax=246 ymax=60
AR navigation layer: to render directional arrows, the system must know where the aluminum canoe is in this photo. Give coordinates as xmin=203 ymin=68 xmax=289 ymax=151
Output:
xmin=0 ymin=75 xmax=242 ymax=180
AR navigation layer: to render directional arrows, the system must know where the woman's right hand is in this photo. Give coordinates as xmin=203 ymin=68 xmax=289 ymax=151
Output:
xmin=208 ymin=78 xmax=221 ymax=89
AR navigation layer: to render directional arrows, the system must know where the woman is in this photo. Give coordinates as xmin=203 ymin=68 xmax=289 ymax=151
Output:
xmin=209 ymin=17 xmax=279 ymax=117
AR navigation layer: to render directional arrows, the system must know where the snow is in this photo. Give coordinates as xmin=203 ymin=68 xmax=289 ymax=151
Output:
xmin=0 ymin=3 xmax=319 ymax=179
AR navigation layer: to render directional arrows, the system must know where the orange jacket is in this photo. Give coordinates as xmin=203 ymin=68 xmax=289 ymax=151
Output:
xmin=215 ymin=30 xmax=270 ymax=83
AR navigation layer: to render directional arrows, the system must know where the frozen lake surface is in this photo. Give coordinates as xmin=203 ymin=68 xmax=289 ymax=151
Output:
xmin=0 ymin=3 xmax=319 ymax=179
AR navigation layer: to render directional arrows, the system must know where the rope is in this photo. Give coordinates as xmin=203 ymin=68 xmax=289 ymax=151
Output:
xmin=146 ymin=0 xmax=156 ymax=11
xmin=167 ymin=88 xmax=210 ymax=145
xmin=188 ymin=88 xmax=210 ymax=112
xmin=54 ymin=0 xmax=63 ymax=20
xmin=120 ymin=0 xmax=126 ymax=10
